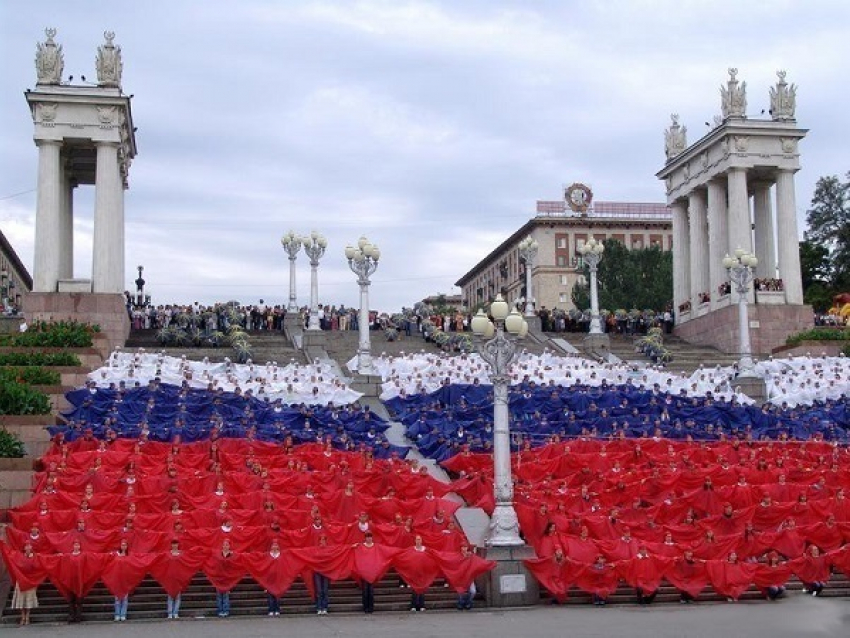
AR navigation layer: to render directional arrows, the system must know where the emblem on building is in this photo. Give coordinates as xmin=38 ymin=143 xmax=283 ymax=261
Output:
xmin=565 ymin=183 xmax=593 ymax=214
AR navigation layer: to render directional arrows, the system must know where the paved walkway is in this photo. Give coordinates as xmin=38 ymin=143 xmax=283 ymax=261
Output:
xmin=8 ymin=596 xmax=850 ymax=638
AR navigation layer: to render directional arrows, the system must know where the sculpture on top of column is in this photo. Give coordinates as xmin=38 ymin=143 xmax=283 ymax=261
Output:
xmin=35 ymin=28 xmax=64 ymax=85
xmin=769 ymin=70 xmax=797 ymax=121
xmin=720 ymin=68 xmax=747 ymax=119
xmin=96 ymin=31 xmax=123 ymax=88
xmin=664 ymin=114 xmax=687 ymax=160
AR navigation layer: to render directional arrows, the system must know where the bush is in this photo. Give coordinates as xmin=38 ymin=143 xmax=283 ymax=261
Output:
xmin=0 ymin=379 xmax=51 ymax=415
xmin=0 ymin=320 xmax=98 ymax=348
xmin=785 ymin=327 xmax=849 ymax=346
xmin=0 ymin=428 xmax=25 ymax=458
xmin=0 ymin=352 xmax=81 ymax=366
xmin=0 ymin=367 xmax=61 ymax=386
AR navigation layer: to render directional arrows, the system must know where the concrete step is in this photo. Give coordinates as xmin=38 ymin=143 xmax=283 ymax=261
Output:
xmin=1 ymin=573 xmax=469 ymax=624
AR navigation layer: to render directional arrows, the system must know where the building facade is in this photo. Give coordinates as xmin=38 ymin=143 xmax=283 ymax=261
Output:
xmin=0 ymin=230 xmax=33 ymax=314
xmin=455 ymin=189 xmax=672 ymax=313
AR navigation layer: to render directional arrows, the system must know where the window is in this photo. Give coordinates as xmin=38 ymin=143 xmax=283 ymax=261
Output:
xmin=556 ymin=256 xmax=566 ymax=266
xmin=559 ymin=293 xmax=569 ymax=303
xmin=560 ymin=275 xmax=568 ymax=285
xmin=557 ymin=237 xmax=567 ymax=249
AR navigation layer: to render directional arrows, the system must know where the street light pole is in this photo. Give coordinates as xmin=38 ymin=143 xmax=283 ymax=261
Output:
xmin=280 ymin=231 xmax=302 ymax=313
xmin=345 ymin=236 xmax=380 ymax=375
xmin=303 ymin=231 xmax=327 ymax=331
xmin=578 ymin=238 xmax=605 ymax=334
xmin=471 ymin=295 xmax=528 ymax=547
xmin=723 ymin=248 xmax=758 ymax=377
xmin=518 ymin=236 xmax=538 ymax=318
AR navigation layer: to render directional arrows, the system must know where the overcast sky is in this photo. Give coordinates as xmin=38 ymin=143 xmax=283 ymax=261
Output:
xmin=1 ymin=1 xmax=848 ymax=311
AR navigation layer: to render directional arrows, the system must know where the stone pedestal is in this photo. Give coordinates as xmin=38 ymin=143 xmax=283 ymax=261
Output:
xmin=481 ymin=545 xmax=539 ymax=607
xmin=675 ymin=304 xmax=812 ymax=355
xmin=582 ymin=333 xmax=611 ymax=359
xmin=349 ymin=373 xmax=382 ymax=398
xmin=23 ymin=292 xmax=129 ymax=355
xmin=732 ymin=375 xmax=768 ymax=404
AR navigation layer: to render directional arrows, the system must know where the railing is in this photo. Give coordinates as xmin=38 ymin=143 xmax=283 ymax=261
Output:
xmin=536 ymin=200 xmax=672 ymax=221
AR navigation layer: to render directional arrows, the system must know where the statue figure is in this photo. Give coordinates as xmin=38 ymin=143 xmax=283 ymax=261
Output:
xmin=664 ymin=114 xmax=687 ymax=159
xmin=720 ymin=68 xmax=747 ymax=119
xmin=96 ymin=31 xmax=123 ymax=88
xmin=769 ymin=70 xmax=797 ymax=120
xmin=35 ymin=27 xmax=64 ymax=85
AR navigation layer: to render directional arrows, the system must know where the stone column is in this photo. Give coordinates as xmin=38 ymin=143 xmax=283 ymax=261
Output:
xmin=92 ymin=142 xmax=125 ymax=294
xmin=58 ymin=162 xmax=75 ymax=280
xmin=33 ymin=139 xmax=62 ymax=292
xmin=726 ymin=167 xmax=752 ymax=255
xmin=671 ymin=201 xmax=690 ymax=316
xmin=775 ymin=170 xmax=804 ymax=304
xmin=752 ymin=181 xmax=776 ymax=279
xmin=688 ymin=190 xmax=709 ymax=309
xmin=707 ymin=179 xmax=728 ymax=309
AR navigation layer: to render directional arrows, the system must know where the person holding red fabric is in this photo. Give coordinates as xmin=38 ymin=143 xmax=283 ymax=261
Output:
xmin=314 ymin=535 xmax=331 ymax=615
xmin=165 ymin=539 xmax=183 ymax=619
xmin=358 ymin=531 xmax=377 ymax=614
xmin=113 ymin=539 xmax=130 ymax=621
xmin=10 ymin=542 xmax=39 ymax=626
xmin=214 ymin=540 xmax=235 ymax=617
xmin=409 ymin=535 xmax=429 ymax=611
xmin=791 ymin=544 xmax=830 ymax=596
xmin=266 ymin=539 xmax=282 ymax=616
xmin=66 ymin=540 xmax=85 ymax=623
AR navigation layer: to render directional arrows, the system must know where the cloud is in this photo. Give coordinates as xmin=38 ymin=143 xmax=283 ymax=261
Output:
xmin=2 ymin=1 xmax=849 ymax=311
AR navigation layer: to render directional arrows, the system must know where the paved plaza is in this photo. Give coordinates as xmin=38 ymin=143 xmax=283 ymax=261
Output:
xmin=6 ymin=596 xmax=850 ymax=638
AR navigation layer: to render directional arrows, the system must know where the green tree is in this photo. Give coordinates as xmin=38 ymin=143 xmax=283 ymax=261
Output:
xmin=571 ymin=239 xmax=673 ymax=312
xmin=805 ymin=172 xmax=850 ymax=289
xmin=799 ymin=238 xmax=834 ymax=312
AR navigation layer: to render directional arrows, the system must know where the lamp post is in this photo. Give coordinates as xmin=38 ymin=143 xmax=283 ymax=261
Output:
xmin=723 ymin=248 xmax=758 ymax=377
xmin=303 ymin=231 xmax=327 ymax=331
xmin=345 ymin=236 xmax=380 ymax=375
xmin=471 ymin=295 xmax=528 ymax=546
xmin=578 ymin=237 xmax=605 ymax=334
xmin=518 ymin=236 xmax=538 ymax=318
xmin=280 ymin=230 xmax=302 ymax=313
xmin=134 ymin=265 xmax=146 ymax=308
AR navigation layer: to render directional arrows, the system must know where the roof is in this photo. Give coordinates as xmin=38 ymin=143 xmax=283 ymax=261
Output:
xmin=0 ymin=229 xmax=33 ymax=290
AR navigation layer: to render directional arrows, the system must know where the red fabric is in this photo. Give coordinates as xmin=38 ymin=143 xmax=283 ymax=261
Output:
xmin=705 ymin=560 xmax=758 ymax=600
xmin=242 ymin=550 xmax=303 ymax=598
xmin=664 ymin=557 xmax=709 ymax=599
xmin=353 ymin=543 xmax=401 ymax=584
xmin=392 ymin=547 xmax=442 ymax=593
xmin=434 ymin=550 xmax=496 ymax=594
xmin=204 ymin=550 xmax=248 ymax=593
xmin=616 ymin=554 xmax=671 ymax=592
xmin=148 ymin=548 xmax=209 ymax=598
xmin=0 ymin=545 xmax=54 ymax=590
xmin=101 ymin=552 xmax=156 ymax=598
xmin=573 ymin=562 xmax=619 ymax=598
xmin=49 ymin=552 xmax=113 ymax=600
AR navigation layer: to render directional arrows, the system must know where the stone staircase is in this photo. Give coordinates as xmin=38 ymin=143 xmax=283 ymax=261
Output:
xmin=606 ymin=333 xmax=741 ymax=374
xmin=124 ymin=329 xmax=306 ymax=365
xmin=537 ymin=572 xmax=850 ymax=605
xmin=0 ymin=572 xmax=469 ymax=624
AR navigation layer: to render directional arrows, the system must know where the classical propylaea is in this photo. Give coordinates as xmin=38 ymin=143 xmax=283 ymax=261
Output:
xmin=35 ymin=27 xmax=64 ymax=85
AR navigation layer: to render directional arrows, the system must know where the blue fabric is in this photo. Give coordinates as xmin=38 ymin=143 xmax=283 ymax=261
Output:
xmin=384 ymin=383 xmax=850 ymax=461
xmin=56 ymin=384 xmax=407 ymax=458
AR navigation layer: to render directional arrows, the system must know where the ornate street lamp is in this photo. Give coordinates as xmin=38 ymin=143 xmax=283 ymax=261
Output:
xmin=280 ymin=230 xmax=302 ymax=313
xmin=517 ymin=235 xmax=538 ymax=318
xmin=471 ymin=295 xmax=528 ymax=546
xmin=578 ymin=237 xmax=605 ymax=334
xmin=303 ymin=231 xmax=327 ymax=331
xmin=723 ymin=248 xmax=758 ymax=377
xmin=345 ymin=236 xmax=380 ymax=375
